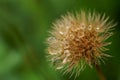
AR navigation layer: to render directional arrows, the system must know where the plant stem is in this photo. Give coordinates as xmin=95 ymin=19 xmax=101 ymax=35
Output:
xmin=95 ymin=64 xmax=106 ymax=80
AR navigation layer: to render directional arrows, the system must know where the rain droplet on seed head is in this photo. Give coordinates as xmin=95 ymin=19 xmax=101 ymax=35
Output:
xmin=62 ymin=57 xmax=67 ymax=64
xmin=95 ymin=27 xmax=100 ymax=32
xmin=88 ymin=25 xmax=92 ymax=30
xmin=70 ymin=34 xmax=75 ymax=39
xmin=80 ymin=23 xmax=86 ymax=30
xmin=47 ymin=37 xmax=56 ymax=42
xmin=56 ymin=66 xmax=63 ymax=69
xmin=59 ymin=31 xmax=64 ymax=35
xmin=78 ymin=32 xmax=84 ymax=38
xmin=64 ymin=50 xmax=71 ymax=57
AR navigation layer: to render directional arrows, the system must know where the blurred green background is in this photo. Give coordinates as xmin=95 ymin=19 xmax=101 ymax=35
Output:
xmin=0 ymin=0 xmax=120 ymax=80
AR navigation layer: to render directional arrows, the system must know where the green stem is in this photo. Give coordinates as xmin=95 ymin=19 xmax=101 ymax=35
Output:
xmin=95 ymin=64 xmax=106 ymax=80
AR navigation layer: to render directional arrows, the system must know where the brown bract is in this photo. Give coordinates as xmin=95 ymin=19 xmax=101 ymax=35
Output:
xmin=46 ymin=10 xmax=116 ymax=77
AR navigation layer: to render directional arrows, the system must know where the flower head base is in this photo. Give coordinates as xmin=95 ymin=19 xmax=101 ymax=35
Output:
xmin=46 ymin=10 xmax=116 ymax=77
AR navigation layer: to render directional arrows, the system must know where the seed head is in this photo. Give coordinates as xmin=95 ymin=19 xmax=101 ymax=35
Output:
xmin=46 ymin=10 xmax=116 ymax=77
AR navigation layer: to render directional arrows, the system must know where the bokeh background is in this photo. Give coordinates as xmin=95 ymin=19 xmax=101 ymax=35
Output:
xmin=0 ymin=0 xmax=120 ymax=80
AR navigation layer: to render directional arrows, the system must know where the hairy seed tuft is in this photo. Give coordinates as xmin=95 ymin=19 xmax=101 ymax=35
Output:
xmin=46 ymin=10 xmax=116 ymax=77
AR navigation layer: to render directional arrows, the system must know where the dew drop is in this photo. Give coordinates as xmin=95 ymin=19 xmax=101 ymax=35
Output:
xmin=56 ymin=66 xmax=63 ymax=69
xmin=64 ymin=50 xmax=71 ymax=57
xmin=96 ymin=27 xmax=100 ymax=30
xmin=88 ymin=25 xmax=92 ymax=30
xmin=47 ymin=37 xmax=56 ymax=42
xmin=78 ymin=32 xmax=84 ymax=38
xmin=64 ymin=50 xmax=70 ymax=54
xmin=66 ymin=25 xmax=70 ymax=29
xmin=59 ymin=31 xmax=64 ymax=35
xmin=48 ymin=48 xmax=57 ymax=55
xmin=95 ymin=27 xmax=102 ymax=32
xmin=70 ymin=34 xmax=74 ymax=39
xmin=62 ymin=57 xmax=67 ymax=64
xmin=95 ymin=27 xmax=100 ymax=32
xmin=80 ymin=23 xmax=86 ymax=30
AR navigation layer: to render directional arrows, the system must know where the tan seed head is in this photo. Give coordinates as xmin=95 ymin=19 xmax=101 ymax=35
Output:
xmin=46 ymin=10 xmax=116 ymax=77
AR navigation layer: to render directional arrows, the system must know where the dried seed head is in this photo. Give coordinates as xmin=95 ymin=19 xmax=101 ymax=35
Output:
xmin=46 ymin=10 xmax=116 ymax=77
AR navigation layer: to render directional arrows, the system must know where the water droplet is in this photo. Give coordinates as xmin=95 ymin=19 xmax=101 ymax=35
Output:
xmin=64 ymin=50 xmax=71 ymax=57
xmin=48 ymin=48 xmax=57 ymax=55
xmin=70 ymin=34 xmax=74 ymax=39
xmin=78 ymin=32 xmax=84 ymax=38
xmin=88 ymin=25 xmax=92 ymax=30
xmin=95 ymin=27 xmax=101 ymax=32
xmin=47 ymin=37 xmax=56 ymax=42
xmin=80 ymin=23 xmax=86 ymax=30
xmin=64 ymin=50 xmax=70 ymax=54
xmin=63 ymin=57 xmax=67 ymax=64
xmin=66 ymin=25 xmax=70 ymax=29
xmin=56 ymin=66 xmax=63 ymax=69
xmin=64 ymin=50 xmax=68 ymax=53
xmin=96 ymin=27 xmax=100 ymax=30
xmin=59 ymin=31 xmax=64 ymax=35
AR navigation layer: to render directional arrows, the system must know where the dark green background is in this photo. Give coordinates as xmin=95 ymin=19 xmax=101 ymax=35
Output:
xmin=0 ymin=0 xmax=120 ymax=80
